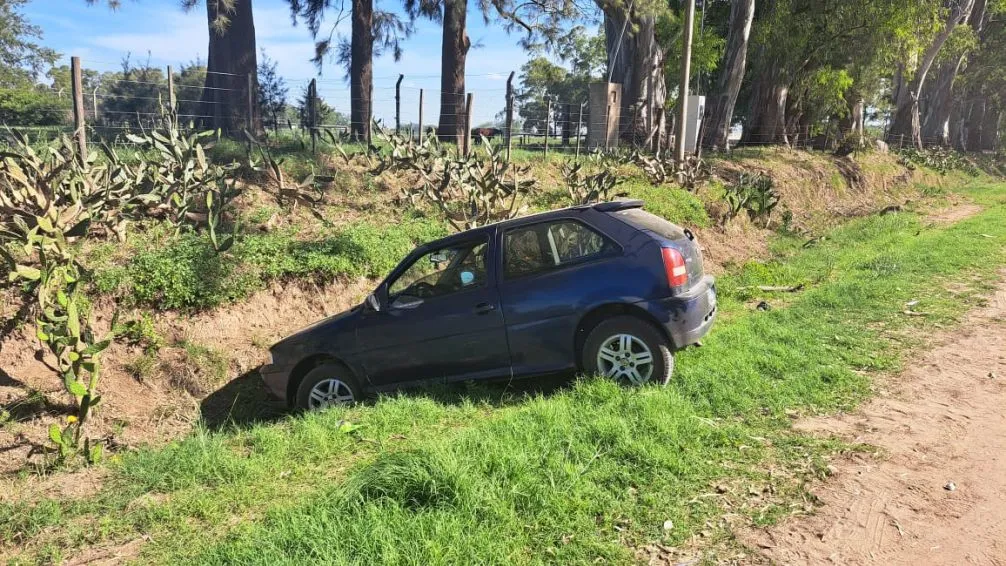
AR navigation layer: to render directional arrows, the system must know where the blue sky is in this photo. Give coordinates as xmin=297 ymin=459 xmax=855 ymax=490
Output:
xmin=23 ymin=0 xmax=547 ymax=124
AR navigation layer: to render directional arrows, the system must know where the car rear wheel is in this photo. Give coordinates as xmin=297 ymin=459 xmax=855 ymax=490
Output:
xmin=295 ymin=363 xmax=362 ymax=411
xmin=582 ymin=316 xmax=673 ymax=386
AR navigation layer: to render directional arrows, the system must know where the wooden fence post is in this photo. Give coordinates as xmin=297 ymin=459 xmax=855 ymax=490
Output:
xmin=575 ymin=102 xmax=584 ymax=159
xmin=505 ymin=71 xmax=515 ymax=160
xmin=308 ymin=78 xmax=318 ymax=153
xmin=418 ymin=88 xmax=424 ymax=144
xmin=544 ymin=98 xmax=551 ymax=158
xmin=395 ymin=74 xmax=404 ymax=133
xmin=463 ymin=92 xmax=474 ymax=157
xmin=70 ymin=56 xmax=87 ymax=157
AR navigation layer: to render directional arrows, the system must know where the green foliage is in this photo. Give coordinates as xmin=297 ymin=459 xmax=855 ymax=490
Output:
xmin=723 ymin=172 xmax=780 ymax=226
xmin=257 ymin=50 xmax=288 ymax=131
xmin=374 ymin=125 xmax=538 ymax=231
xmin=896 ymin=147 xmax=979 ymax=176
xmin=0 ymin=0 xmax=58 ymax=88
xmin=94 ymin=218 xmax=447 ymax=310
xmin=0 ymin=113 xmax=242 ymax=463
xmin=620 ymin=179 xmax=711 ymax=228
xmin=0 ymin=133 xmax=113 ymax=465
xmin=0 ymin=87 xmax=68 ymax=125
xmin=632 ymin=151 xmax=710 ymax=191
xmin=560 ymin=161 xmax=626 ymax=205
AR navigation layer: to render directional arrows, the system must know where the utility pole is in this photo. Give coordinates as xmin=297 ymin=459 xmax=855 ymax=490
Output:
xmin=674 ymin=0 xmax=697 ymax=163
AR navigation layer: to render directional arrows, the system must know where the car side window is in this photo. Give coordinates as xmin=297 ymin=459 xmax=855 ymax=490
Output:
xmin=389 ymin=239 xmax=489 ymax=301
xmin=504 ymin=219 xmax=615 ymax=278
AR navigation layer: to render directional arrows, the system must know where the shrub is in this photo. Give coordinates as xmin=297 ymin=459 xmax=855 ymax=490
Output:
xmin=896 ymin=147 xmax=979 ymax=176
xmin=723 ymin=173 xmax=780 ymax=227
xmin=561 ymin=161 xmax=627 ymax=205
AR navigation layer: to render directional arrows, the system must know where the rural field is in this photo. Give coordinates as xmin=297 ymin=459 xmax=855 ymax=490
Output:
xmin=2 ymin=122 xmax=1005 ymax=565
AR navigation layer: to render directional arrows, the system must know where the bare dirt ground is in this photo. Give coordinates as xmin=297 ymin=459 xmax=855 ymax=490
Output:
xmin=741 ymin=276 xmax=1006 ymax=565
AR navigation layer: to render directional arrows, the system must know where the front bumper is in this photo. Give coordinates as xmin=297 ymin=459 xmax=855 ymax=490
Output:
xmin=260 ymin=362 xmax=293 ymax=404
xmin=637 ymin=275 xmax=717 ymax=349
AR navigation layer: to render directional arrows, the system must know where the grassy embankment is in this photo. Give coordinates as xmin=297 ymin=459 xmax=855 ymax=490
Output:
xmin=4 ymin=180 xmax=1004 ymax=564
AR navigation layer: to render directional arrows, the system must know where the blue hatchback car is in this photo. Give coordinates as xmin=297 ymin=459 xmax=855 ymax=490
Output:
xmin=261 ymin=200 xmax=717 ymax=410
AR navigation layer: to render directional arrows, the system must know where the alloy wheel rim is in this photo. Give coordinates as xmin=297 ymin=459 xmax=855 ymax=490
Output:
xmin=307 ymin=378 xmax=355 ymax=410
xmin=596 ymin=333 xmax=654 ymax=385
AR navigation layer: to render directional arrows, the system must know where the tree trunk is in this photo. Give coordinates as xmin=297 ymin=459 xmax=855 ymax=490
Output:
xmin=350 ymin=0 xmax=374 ymax=142
xmin=920 ymin=0 xmax=986 ymax=147
xmin=741 ymin=61 xmax=789 ymax=146
xmin=965 ymin=96 xmax=987 ymax=150
xmin=202 ymin=0 xmax=259 ymax=134
xmin=919 ymin=57 xmax=964 ymax=146
xmin=888 ymin=0 xmax=976 ymax=149
xmin=603 ymin=5 xmax=666 ymax=144
xmin=438 ymin=0 xmax=469 ymax=145
xmin=701 ymin=0 xmax=755 ymax=150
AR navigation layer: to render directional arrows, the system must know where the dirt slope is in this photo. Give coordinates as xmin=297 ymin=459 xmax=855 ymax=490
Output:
xmin=742 ymin=277 xmax=1006 ymax=565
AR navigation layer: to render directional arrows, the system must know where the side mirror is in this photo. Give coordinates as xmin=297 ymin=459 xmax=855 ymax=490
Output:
xmin=365 ymin=292 xmax=382 ymax=312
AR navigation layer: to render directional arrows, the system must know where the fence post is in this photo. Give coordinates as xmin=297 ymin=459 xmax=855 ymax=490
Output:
xmin=463 ymin=92 xmax=474 ymax=157
xmin=167 ymin=65 xmax=176 ymax=113
xmin=604 ymin=103 xmax=611 ymax=152
xmin=562 ymin=103 xmax=571 ymax=146
xmin=246 ymin=73 xmax=255 ymax=136
xmin=395 ymin=74 xmax=404 ymax=133
xmin=544 ymin=98 xmax=551 ymax=159
xmin=308 ymin=78 xmax=318 ymax=153
xmin=575 ymin=102 xmax=584 ymax=159
xmin=366 ymin=81 xmax=373 ymax=147
xmin=418 ymin=88 xmax=424 ymax=145
xmin=505 ymin=71 xmax=515 ymax=160
xmin=92 ymin=84 xmax=100 ymax=122
xmin=70 ymin=56 xmax=87 ymax=157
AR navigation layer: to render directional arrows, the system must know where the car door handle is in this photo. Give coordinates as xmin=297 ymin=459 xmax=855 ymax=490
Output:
xmin=474 ymin=302 xmax=496 ymax=315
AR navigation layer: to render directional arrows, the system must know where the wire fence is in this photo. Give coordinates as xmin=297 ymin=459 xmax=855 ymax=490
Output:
xmin=4 ymin=54 xmax=1001 ymax=158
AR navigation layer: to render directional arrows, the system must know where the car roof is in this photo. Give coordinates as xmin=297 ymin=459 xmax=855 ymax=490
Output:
xmin=413 ymin=200 xmax=645 ymax=253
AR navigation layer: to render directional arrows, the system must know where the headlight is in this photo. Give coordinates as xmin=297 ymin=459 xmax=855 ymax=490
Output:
xmin=264 ymin=350 xmax=274 ymax=367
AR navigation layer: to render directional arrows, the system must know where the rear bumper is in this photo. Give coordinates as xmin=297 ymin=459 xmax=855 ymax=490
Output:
xmin=636 ymin=275 xmax=717 ymax=349
xmin=260 ymin=363 xmax=293 ymax=404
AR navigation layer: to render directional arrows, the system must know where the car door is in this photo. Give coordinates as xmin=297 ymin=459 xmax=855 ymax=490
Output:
xmin=353 ymin=232 xmax=511 ymax=388
xmin=497 ymin=217 xmax=627 ymax=377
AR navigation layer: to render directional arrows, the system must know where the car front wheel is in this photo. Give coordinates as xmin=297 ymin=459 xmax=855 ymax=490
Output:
xmin=295 ymin=363 xmax=362 ymax=411
xmin=582 ymin=316 xmax=674 ymax=386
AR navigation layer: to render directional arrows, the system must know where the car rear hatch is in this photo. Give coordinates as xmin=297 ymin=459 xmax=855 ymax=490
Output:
xmin=608 ymin=207 xmax=705 ymax=290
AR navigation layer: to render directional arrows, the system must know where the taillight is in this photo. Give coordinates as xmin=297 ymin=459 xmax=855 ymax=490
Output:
xmin=661 ymin=247 xmax=689 ymax=288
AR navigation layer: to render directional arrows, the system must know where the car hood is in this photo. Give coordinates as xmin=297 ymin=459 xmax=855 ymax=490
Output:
xmin=271 ymin=304 xmax=363 ymax=352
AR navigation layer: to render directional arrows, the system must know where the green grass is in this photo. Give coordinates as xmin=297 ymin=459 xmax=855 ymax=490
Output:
xmin=5 ymin=183 xmax=1005 ymax=565
xmin=91 ymin=217 xmax=448 ymax=310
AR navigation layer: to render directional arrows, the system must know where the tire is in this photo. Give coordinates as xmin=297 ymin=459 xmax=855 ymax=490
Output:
xmin=582 ymin=315 xmax=674 ymax=386
xmin=294 ymin=363 xmax=363 ymax=411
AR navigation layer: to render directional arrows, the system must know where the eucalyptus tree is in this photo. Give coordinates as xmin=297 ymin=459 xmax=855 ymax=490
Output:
xmin=288 ymin=0 xmax=411 ymax=142
xmin=701 ymin=0 xmax=755 ymax=150
xmin=738 ymin=0 xmax=942 ymax=147
xmin=888 ymin=0 xmax=977 ymax=148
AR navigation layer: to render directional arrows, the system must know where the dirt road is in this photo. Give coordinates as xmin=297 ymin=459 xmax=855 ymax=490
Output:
xmin=744 ymin=279 xmax=1006 ymax=565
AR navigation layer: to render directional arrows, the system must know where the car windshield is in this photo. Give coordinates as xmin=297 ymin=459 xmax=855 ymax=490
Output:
xmin=389 ymin=239 xmax=488 ymax=300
